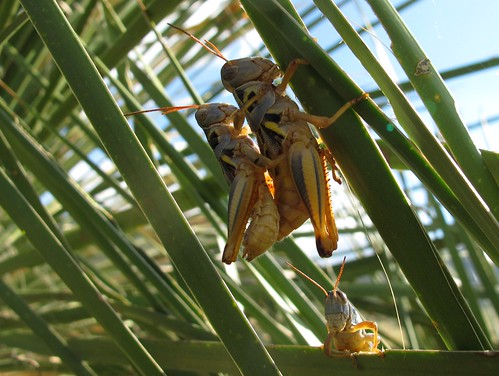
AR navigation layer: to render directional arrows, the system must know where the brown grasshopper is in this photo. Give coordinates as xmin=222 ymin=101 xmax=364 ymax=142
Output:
xmin=287 ymin=259 xmax=380 ymax=355
xmin=169 ymin=24 xmax=366 ymax=258
xmin=126 ymin=103 xmax=279 ymax=264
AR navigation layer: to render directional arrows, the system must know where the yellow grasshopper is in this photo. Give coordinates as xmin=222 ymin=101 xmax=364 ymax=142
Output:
xmin=169 ymin=24 xmax=366 ymax=258
xmin=287 ymin=259 xmax=380 ymax=355
xmin=126 ymin=103 xmax=279 ymax=264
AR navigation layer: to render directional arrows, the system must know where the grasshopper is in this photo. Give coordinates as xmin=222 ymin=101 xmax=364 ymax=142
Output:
xmin=169 ymin=24 xmax=367 ymax=258
xmin=287 ymin=259 xmax=380 ymax=355
xmin=126 ymin=103 xmax=279 ymax=264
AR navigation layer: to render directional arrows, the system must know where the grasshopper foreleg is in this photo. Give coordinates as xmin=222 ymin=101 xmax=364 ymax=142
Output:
xmin=328 ymin=319 xmax=380 ymax=354
xmin=275 ymin=58 xmax=309 ymax=95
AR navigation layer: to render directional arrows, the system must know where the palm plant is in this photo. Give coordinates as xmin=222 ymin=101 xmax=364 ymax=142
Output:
xmin=0 ymin=0 xmax=497 ymax=374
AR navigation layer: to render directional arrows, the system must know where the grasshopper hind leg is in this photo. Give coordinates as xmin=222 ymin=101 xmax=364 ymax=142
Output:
xmin=287 ymin=138 xmax=338 ymax=257
xmin=222 ymin=165 xmax=259 ymax=264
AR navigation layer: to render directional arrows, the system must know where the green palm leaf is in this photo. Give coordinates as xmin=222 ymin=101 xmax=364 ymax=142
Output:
xmin=0 ymin=0 xmax=497 ymax=374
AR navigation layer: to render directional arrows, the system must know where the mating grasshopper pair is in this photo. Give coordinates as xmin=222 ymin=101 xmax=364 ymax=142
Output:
xmin=129 ymin=25 xmax=365 ymax=264
xmin=288 ymin=259 xmax=380 ymax=354
xmin=169 ymin=25 xmax=368 ymax=263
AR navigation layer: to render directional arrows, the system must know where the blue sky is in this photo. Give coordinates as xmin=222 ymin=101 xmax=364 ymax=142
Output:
xmin=184 ymin=0 xmax=499 ymax=151
xmin=298 ymin=0 xmax=499 ymax=151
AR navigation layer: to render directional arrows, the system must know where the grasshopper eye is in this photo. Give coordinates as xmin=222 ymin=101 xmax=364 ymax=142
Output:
xmin=221 ymin=63 xmax=239 ymax=90
xmin=195 ymin=108 xmax=209 ymax=127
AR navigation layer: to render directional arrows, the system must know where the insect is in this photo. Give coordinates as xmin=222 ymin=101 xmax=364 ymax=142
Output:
xmin=126 ymin=103 xmax=279 ymax=264
xmin=287 ymin=259 xmax=380 ymax=355
xmin=169 ymin=24 xmax=367 ymax=258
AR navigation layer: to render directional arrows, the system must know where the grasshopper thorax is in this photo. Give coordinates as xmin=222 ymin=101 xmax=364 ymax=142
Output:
xmin=221 ymin=57 xmax=282 ymax=93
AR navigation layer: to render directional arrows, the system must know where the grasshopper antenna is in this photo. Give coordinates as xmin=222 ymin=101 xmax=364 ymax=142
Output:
xmin=333 ymin=256 xmax=347 ymax=297
xmin=168 ymin=23 xmax=228 ymax=62
xmin=124 ymin=104 xmax=201 ymax=117
xmin=286 ymin=262 xmax=328 ymax=298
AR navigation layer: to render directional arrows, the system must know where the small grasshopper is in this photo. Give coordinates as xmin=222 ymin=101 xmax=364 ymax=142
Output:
xmin=126 ymin=103 xmax=279 ymax=264
xmin=169 ymin=24 xmax=367 ymax=258
xmin=287 ymin=259 xmax=380 ymax=355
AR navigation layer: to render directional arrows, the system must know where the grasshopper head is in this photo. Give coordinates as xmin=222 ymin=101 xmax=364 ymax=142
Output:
xmin=221 ymin=57 xmax=282 ymax=92
xmin=325 ymin=289 xmax=351 ymax=334
xmin=195 ymin=103 xmax=238 ymax=129
xmin=195 ymin=103 xmax=239 ymax=149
